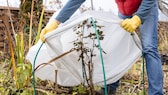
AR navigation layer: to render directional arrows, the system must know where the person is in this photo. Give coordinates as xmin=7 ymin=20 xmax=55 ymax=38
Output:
xmin=40 ymin=0 xmax=164 ymax=95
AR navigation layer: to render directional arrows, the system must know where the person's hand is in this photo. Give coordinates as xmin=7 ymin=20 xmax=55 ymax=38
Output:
xmin=40 ymin=20 xmax=59 ymax=42
xmin=121 ymin=15 xmax=141 ymax=32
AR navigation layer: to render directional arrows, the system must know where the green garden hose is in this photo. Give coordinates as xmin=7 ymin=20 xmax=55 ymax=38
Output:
xmin=142 ymin=53 xmax=146 ymax=95
xmin=32 ymin=42 xmax=44 ymax=95
xmin=91 ymin=17 xmax=108 ymax=95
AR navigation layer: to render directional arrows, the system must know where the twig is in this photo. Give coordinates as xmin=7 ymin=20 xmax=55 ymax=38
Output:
xmin=34 ymin=48 xmax=75 ymax=72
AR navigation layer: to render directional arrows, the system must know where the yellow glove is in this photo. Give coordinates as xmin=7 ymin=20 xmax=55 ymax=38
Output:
xmin=121 ymin=15 xmax=141 ymax=32
xmin=40 ymin=20 xmax=59 ymax=42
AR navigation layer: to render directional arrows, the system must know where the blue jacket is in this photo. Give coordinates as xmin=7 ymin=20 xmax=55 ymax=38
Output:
xmin=56 ymin=0 xmax=158 ymax=23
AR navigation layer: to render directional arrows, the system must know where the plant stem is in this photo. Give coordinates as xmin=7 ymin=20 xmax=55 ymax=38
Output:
xmin=35 ymin=5 xmax=45 ymax=43
xmin=0 ymin=13 xmax=17 ymax=84
xmin=6 ymin=0 xmax=16 ymax=41
xmin=29 ymin=0 xmax=34 ymax=48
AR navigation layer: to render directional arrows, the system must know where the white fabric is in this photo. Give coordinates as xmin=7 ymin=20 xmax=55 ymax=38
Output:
xmin=26 ymin=11 xmax=142 ymax=86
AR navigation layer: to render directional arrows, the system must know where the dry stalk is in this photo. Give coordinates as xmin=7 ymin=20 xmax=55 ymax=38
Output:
xmin=0 ymin=13 xmax=17 ymax=82
xmin=6 ymin=0 xmax=16 ymax=41
xmin=29 ymin=0 xmax=34 ymax=48
xmin=34 ymin=48 xmax=75 ymax=72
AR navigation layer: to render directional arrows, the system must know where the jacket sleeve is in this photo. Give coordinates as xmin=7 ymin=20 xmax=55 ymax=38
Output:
xmin=135 ymin=0 xmax=157 ymax=23
xmin=56 ymin=0 xmax=86 ymax=23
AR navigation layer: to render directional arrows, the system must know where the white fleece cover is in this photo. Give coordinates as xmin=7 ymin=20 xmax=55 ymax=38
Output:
xmin=26 ymin=11 xmax=142 ymax=86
